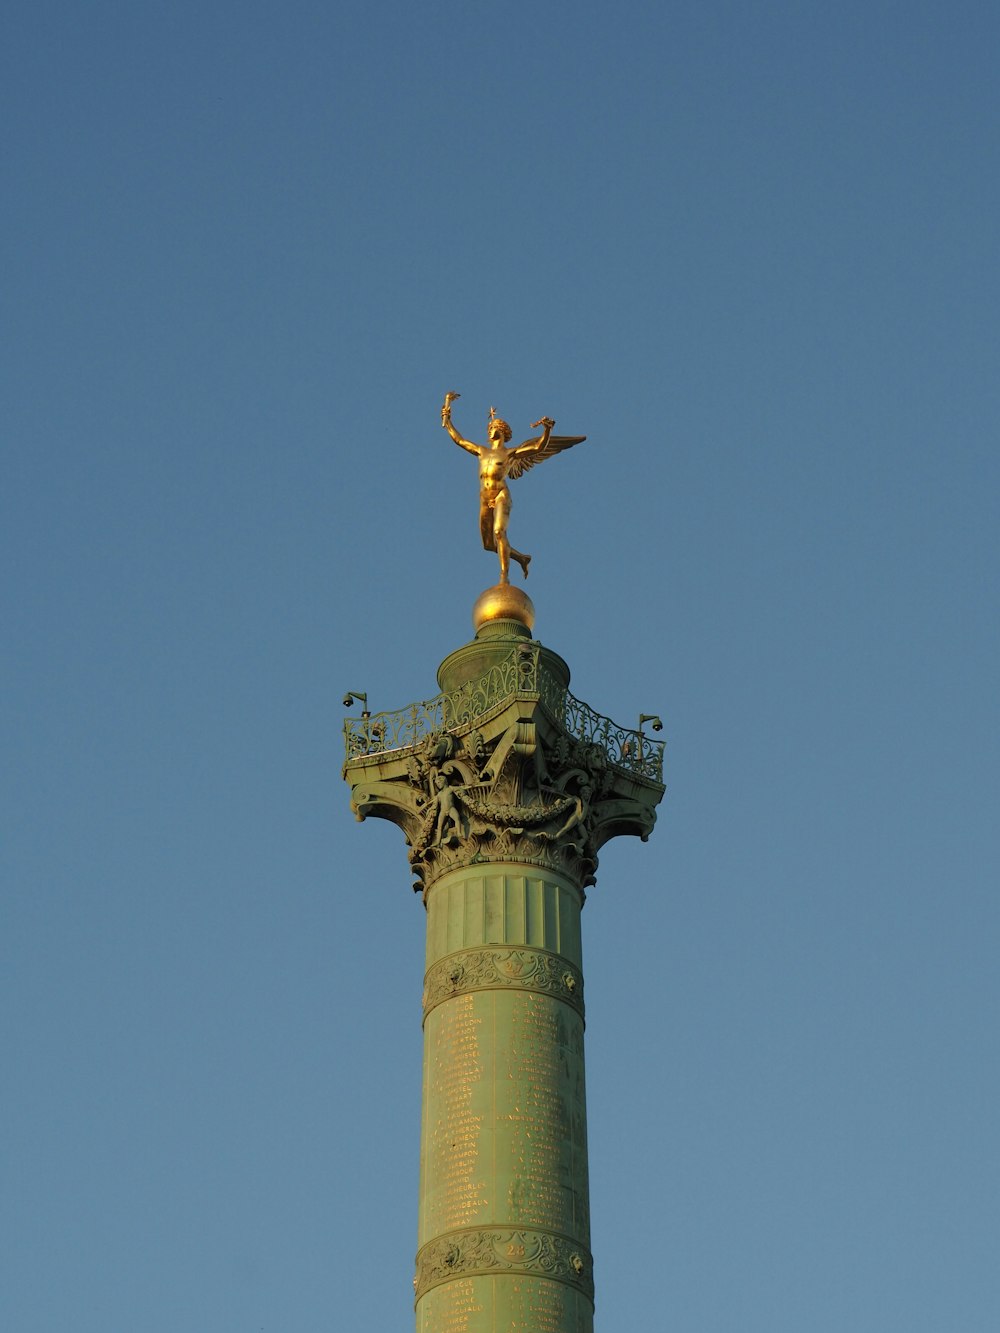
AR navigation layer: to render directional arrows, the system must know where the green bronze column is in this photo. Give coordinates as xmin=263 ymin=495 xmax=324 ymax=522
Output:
xmin=344 ymin=584 xmax=664 ymax=1332
xmin=417 ymin=860 xmax=591 ymax=1330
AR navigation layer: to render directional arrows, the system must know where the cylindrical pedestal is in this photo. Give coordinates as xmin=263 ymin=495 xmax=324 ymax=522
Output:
xmin=415 ymin=864 xmax=594 ymax=1332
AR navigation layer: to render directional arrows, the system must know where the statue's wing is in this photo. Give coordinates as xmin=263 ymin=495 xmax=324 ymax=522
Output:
xmin=506 ymin=434 xmax=586 ymax=481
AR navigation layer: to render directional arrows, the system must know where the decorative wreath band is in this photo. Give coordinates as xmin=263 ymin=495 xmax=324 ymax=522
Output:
xmin=414 ymin=1225 xmax=594 ymax=1305
xmin=458 ymin=792 xmax=575 ymax=827
xmin=422 ymin=946 xmax=585 ymax=1022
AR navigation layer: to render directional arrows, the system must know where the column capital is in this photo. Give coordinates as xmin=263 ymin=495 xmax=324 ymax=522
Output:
xmin=343 ymin=632 xmax=664 ymax=896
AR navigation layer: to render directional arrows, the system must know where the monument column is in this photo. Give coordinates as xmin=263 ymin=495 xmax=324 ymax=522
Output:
xmin=417 ymin=859 xmax=592 ymax=1331
xmin=344 ymin=584 xmax=664 ymax=1332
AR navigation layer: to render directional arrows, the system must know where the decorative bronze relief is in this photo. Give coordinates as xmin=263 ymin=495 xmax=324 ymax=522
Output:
xmin=423 ymin=946 xmax=585 ymax=1022
xmin=414 ymin=1225 xmax=594 ymax=1305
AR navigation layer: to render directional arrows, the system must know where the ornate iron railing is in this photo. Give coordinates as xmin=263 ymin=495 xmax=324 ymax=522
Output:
xmin=343 ymin=647 xmax=664 ymax=782
xmin=561 ymin=691 xmax=664 ymax=781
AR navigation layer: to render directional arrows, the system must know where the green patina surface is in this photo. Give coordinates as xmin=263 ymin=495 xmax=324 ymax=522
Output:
xmin=416 ymin=866 xmax=592 ymax=1333
xmin=342 ymin=617 xmax=663 ymax=1332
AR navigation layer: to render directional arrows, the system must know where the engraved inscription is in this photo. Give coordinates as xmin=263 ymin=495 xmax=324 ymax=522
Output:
xmin=507 ymin=1276 xmax=591 ymax=1333
xmin=499 ymin=992 xmax=590 ymax=1238
xmin=423 ymin=994 xmax=489 ymax=1234
xmin=416 ymin=1277 xmax=484 ymax=1333
xmin=419 ymin=984 xmax=594 ymax=1327
xmin=418 ymin=1274 xmax=594 ymax=1333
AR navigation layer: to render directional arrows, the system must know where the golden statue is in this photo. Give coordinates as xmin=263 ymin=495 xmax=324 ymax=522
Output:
xmin=441 ymin=392 xmax=586 ymax=583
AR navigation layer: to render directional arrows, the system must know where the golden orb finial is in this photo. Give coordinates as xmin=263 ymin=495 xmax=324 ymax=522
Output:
xmin=472 ymin=584 xmax=535 ymax=634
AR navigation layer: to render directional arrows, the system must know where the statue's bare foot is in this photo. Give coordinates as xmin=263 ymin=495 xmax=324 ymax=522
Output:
xmin=515 ymin=553 xmax=531 ymax=580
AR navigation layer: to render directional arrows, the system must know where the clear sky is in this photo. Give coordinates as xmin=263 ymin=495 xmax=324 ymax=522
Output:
xmin=4 ymin=2 xmax=998 ymax=1329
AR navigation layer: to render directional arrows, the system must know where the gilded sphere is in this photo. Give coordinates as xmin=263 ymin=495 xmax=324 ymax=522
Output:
xmin=472 ymin=584 xmax=535 ymax=633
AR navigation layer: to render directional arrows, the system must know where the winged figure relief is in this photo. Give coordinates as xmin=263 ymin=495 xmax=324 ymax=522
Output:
xmin=441 ymin=391 xmax=586 ymax=583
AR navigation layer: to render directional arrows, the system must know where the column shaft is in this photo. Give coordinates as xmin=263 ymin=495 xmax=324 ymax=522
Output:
xmin=415 ymin=864 xmax=593 ymax=1333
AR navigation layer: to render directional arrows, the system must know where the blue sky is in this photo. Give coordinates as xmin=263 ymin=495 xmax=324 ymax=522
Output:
xmin=4 ymin=2 xmax=999 ymax=1329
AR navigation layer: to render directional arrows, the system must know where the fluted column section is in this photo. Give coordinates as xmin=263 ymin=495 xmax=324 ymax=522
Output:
xmin=415 ymin=863 xmax=593 ymax=1333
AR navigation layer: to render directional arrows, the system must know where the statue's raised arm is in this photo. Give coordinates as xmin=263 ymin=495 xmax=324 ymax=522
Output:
xmin=443 ymin=394 xmax=586 ymax=586
xmin=506 ymin=418 xmax=586 ymax=481
xmin=441 ymin=391 xmax=480 ymax=456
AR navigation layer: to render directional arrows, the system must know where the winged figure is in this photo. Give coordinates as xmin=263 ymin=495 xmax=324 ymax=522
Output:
xmin=441 ymin=392 xmax=586 ymax=583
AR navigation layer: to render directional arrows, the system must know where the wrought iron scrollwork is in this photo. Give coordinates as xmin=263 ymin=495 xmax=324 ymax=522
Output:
xmin=344 ymin=647 xmax=664 ymax=782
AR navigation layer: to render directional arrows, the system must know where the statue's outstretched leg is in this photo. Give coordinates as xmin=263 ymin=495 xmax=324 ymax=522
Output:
xmin=493 ymin=494 xmax=512 ymax=584
xmin=511 ymin=547 xmax=531 ymax=579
